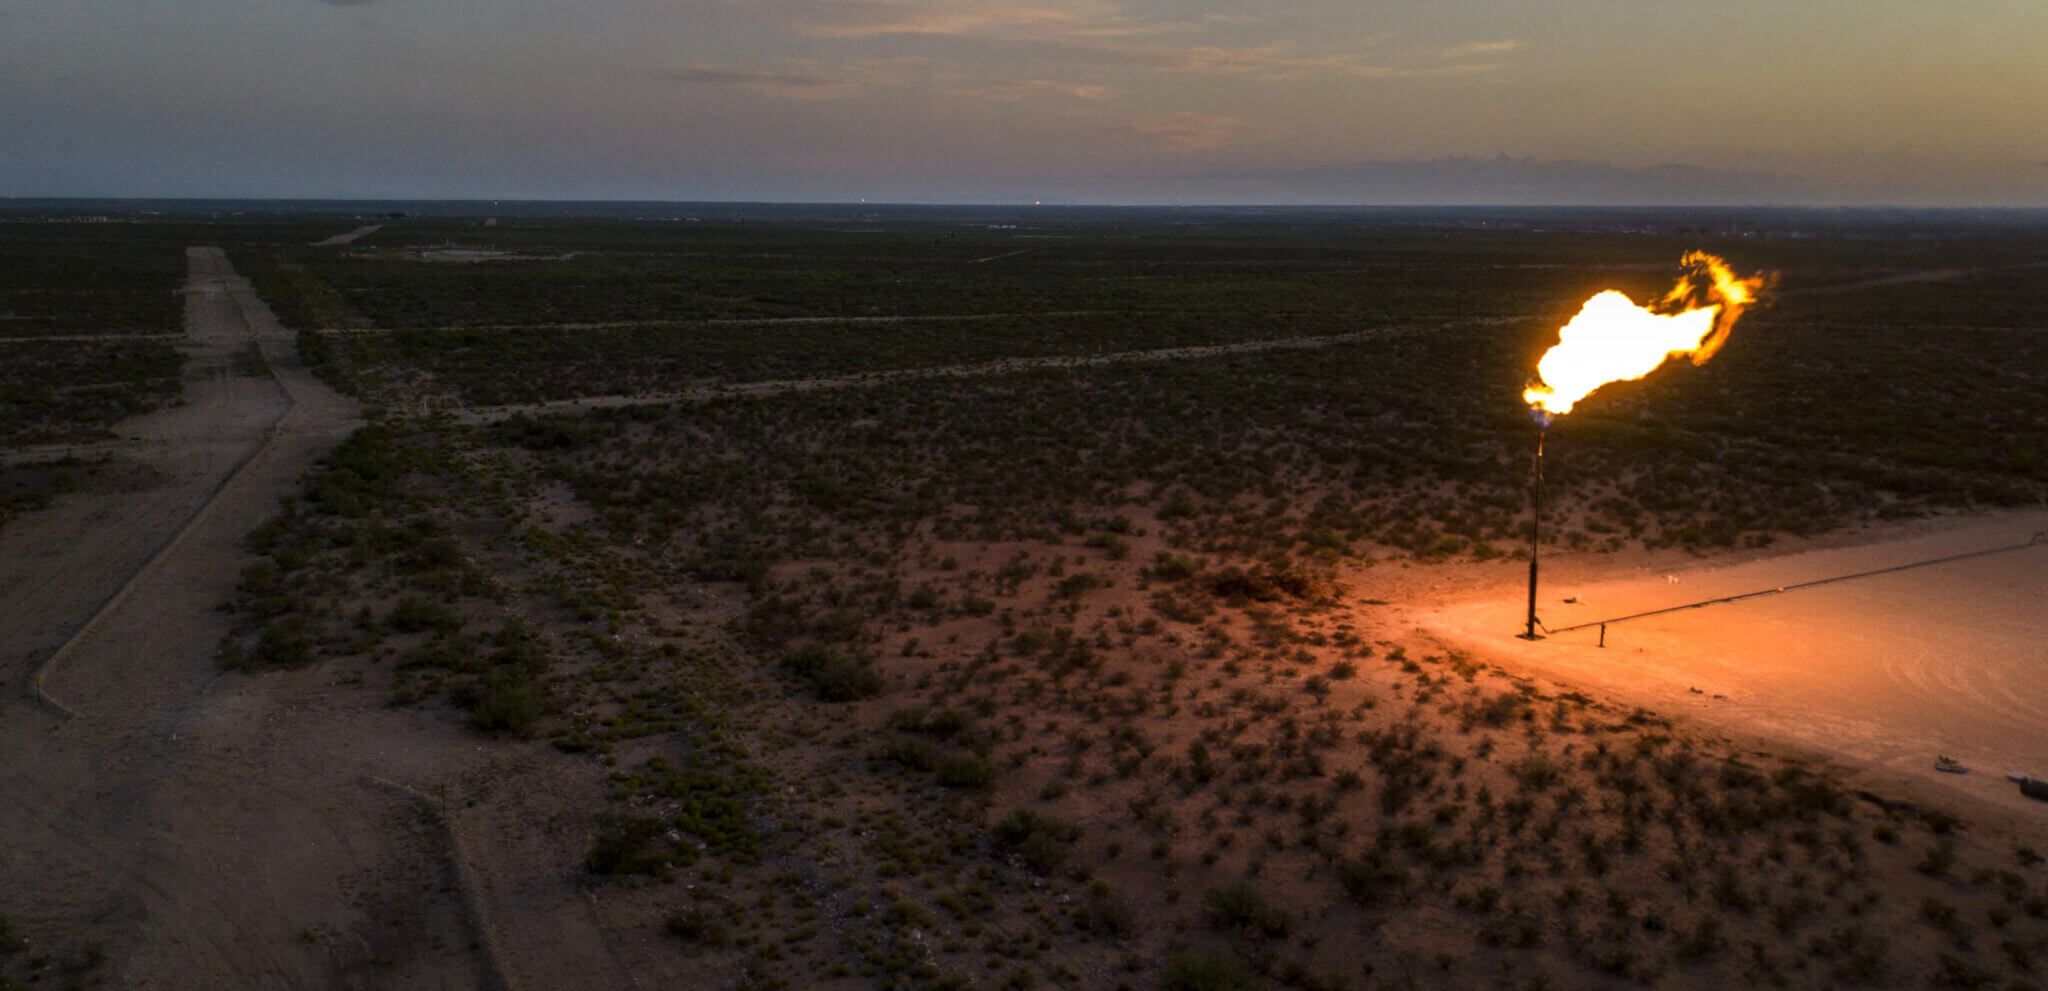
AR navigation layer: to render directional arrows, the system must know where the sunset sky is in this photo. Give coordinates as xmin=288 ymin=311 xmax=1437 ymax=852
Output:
xmin=5 ymin=0 xmax=2045 ymax=204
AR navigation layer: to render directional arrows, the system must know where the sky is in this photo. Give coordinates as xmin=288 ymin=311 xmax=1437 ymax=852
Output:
xmin=3 ymin=0 xmax=2046 ymax=204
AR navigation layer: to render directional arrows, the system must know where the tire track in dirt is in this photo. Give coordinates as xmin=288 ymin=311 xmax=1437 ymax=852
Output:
xmin=311 ymin=225 xmax=382 ymax=247
xmin=0 ymin=332 xmax=185 ymax=343
xmin=313 ymin=310 xmax=1112 ymax=334
xmin=441 ymin=318 xmax=1511 ymax=424
xmin=360 ymin=777 xmax=516 ymax=991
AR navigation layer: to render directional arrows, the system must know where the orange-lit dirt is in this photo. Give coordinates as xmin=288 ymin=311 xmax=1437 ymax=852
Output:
xmin=1421 ymin=510 xmax=2048 ymax=819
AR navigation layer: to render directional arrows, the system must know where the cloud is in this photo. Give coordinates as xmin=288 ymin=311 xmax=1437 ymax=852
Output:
xmin=1128 ymin=156 xmax=1833 ymax=206
xmin=1147 ymin=40 xmax=1504 ymax=80
xmin=753 ymin=0 xmax=1174 ymax=42
xmin=1045 ymin=81 xmax=1112 ymax=101
xmin=664 ymin=58 xmax=1108 ymax=105
xmin=725 ymin=3 xmax=1519 ymax=89
xmin=664 ymin=63 xmax=861 ymax=100
xmin=1121 ymin=112 xmax=1248 ymax=152
xmin=1428 ymin=39 xmax=1523 ymax=59
xmin=945 ymin=79 xmax=1113 ymax=102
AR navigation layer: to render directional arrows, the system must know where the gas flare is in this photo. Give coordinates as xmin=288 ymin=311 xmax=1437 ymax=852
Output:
xmin=1523 ymin=252 xmax=1771 ymax=418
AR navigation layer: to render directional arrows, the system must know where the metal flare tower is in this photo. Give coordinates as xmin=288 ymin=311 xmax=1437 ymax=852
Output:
xmin=1520 ymin=412 xmax=1549 ymax=640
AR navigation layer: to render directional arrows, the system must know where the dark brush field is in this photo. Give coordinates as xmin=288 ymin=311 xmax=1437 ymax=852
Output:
xmin=3 ymin=207 xmax=2046 ymax=991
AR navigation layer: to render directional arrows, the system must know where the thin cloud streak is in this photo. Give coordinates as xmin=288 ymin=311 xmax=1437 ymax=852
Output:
xmin=663 ymin=58 xmax=1110 ymax=105
xmin=1119 ymin=111 xmax=1254 ymax=152
xmin=665 ymin=64 xmax=855 ymax=100
xmin=1430 ymin=39 xmax=1523 ymax=58
xmin=754 ymin=0 xmax=1176 ymax=41
xmin=1152 ymin=41 xmax=1509 ymax=80
xmin=945 ymin=79 xmax=1114 ymax=102
xmin=727 ymin=2 xmax=1522 ymax=87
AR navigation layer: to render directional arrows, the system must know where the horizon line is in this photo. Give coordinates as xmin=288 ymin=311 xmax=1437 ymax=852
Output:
xmin=7 ymin=196 xmax=2048 ymax=212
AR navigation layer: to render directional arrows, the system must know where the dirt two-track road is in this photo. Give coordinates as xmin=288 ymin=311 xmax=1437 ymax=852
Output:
xmin=0 ymin=249 xmax=532 ymax=989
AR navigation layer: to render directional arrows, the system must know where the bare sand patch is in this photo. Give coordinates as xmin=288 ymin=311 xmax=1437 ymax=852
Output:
xmin=310 ymin=225 xmax=381 ymax=247
xmin=1419 ymin=510 xmax=2048 ymax=819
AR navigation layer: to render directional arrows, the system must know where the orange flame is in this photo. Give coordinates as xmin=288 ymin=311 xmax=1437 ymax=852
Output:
xmin=1523 ymin=252 xmax=1772 ymax=418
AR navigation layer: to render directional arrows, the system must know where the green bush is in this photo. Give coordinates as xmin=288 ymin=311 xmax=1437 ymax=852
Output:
xmin=468 ymin=670 xmax=544 ymax=733
xmin=665 ymin=907 xmax=730 ymax=947
xmin=1014 ymin=626 xmax=1057 ymax=655
xmin=492 ymin=412 xmax=588 ymax=450
xmin=936 ymin=755 xmax=998 ymax=790
xmin=1074 ymin=880 xmax=1135 ymax=938
xmin=1084 ymin=532 xmax=1129 ymax=560
xmin=782 ymin=643 xmax=884 ymax=702
xmin=1153 ymin=553 xmax=1201 ymax=581
xmin=1206 ymin=564 xmax=1326 ymax=604
xmin=881 ymin=736 xmax=937 ymax=772
xmin=387 ymin=595 xmax=460 ymax=634
xmin=610 ymin=756 xmax=767 ymax=864
xmin=1160 ymin=949 xmax=1260 ymax=991
xmin=308 ymin=426 xmax=410 ymax=517
xmin=992 ymin=809 xmax=1080 ymax=874
xmin=585 ymin=814 xmax=674 ymax=876
xmin=1336 ymin=853 xmax=1409 ymax=905
xmin=923 ymin=708 xmax=970 ymax=737
xmin=1202 ymin=882 xmax=1291 ymax=940
xmin=226 ymin=618 xmax=314 ymax=669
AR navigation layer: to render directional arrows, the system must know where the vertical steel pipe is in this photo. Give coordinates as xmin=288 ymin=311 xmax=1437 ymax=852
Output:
xmin=1521 ymin=427 xmax=1546 ymax=640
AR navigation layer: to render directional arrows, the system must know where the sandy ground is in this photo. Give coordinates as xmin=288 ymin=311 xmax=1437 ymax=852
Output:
xmin=1419 ymin=509 xmax=2048 ymax=820
xmin=310 ymin=226 xmax=381 ymax=247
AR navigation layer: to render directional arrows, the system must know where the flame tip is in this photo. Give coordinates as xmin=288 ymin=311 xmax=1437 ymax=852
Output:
xmin=1524 ymin=252 xmax=1770 ymax=418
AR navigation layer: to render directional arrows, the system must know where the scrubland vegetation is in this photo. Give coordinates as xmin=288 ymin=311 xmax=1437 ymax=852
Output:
xmin=0 ymin=226 xmax=186 ymax=336
xmin=214 ymin=402 xmax=2048 ymax=988
xmin=0 ymin=227 xmax=191 ymax=446
xmin=189 ymin=211 xmax=2048 ymax=988
xmin=8 ymin=208 xmax=2040 ymax=988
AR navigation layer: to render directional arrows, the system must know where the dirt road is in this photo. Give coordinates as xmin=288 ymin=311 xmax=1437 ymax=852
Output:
xmin=444 ymin=319 xmax=1485 ymax=423
xmin=314 ymin=309 xmax=1113 ymax=334
xmin=310 ymin=225 xmax=382 ymax=247
xmin=0 ymin=249 xmax=506 ymax=988
xmin=1 ymin=248 xmax=289 ymax=695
